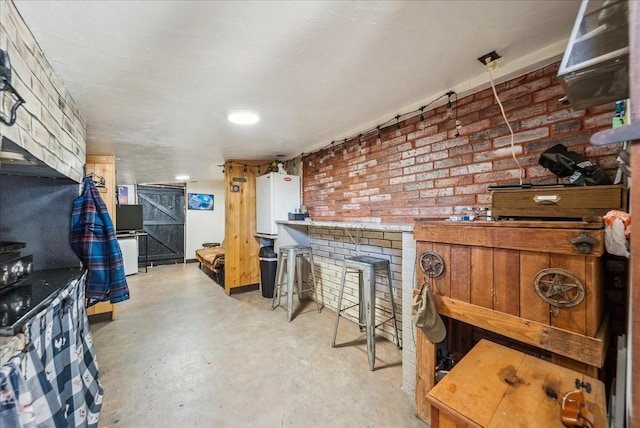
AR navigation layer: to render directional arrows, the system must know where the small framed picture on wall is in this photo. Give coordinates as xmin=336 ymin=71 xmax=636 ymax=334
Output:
xmin=188 ymin=193 xmax=214 ymax=210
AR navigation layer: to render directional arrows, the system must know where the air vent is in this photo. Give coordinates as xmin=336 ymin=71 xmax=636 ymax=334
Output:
xmin=557 ymin=0 xmax=629 ymax=110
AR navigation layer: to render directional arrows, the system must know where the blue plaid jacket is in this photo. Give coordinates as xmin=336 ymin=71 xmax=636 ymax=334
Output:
xmin=70 ymin=178 xmax=130 ymax=305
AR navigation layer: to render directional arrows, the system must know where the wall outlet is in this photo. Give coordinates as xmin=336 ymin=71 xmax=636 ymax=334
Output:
xmin=477 ymin=51 xmax=504 ymax=70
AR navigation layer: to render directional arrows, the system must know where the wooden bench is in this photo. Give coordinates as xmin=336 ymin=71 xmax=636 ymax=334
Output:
xmin=196 ymin=244 xmax=225 ymax=284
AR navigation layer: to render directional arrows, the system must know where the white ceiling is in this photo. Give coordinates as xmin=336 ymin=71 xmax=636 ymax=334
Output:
xmin=13 ymin=0 xmax=581 ymax=185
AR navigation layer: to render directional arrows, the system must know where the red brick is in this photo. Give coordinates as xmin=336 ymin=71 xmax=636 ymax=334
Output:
xmin=474 ymin=168 xmax=524 ymax=183
xmin=584 ymin=112 xmax=614 ymax=128
xmin=533 ymin=85 xmax=565 ymax=103
xmin=407 ymin=125 xmax=438 ymax=141
xmin=432 ymin=136 xmax=469 ymax=152
xmin=402 ymin=146 xmax=431 ymax=159
xmin=405 ymin=180 xmax=435 ymax=191
xmin=455 ymin=184 xmax=492 ymax=195
xmin=404 ymin=162 xmax=434 ymax=174
xmin=419 ymin=187 xmax=454 ymax=198
xmin=451 ymin=162 xmax=492 ymax=176
xmin=521 ymin=108 xmax=584 ymax=129
xmin=434 ymin=154 xmax=471 ymax=169
xmin=417 ymin=169 xmax=450 ymax=181
xmin=417 ymin=150 xmax=448 ymax=163
xmin=494 ymin=128 xmax=549 ymax=147
xmin=435 ymin=175 xmax=473 ymax=188
xmin=390 ymin=174 xmax=416 ymax=185
xmin=553 ymin=120 xmax=582 ymax=134
xmin=415 ymin=132 xmax=447 ymax=147
xmin=499 ymin=77 xmax=551 ymax=101
xmin=450 ymin=140 xmax=491 ymax=156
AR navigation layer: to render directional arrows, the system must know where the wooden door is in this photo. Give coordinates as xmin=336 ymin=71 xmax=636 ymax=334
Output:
xmin=137 ymin=185 xmax=185 ymax=265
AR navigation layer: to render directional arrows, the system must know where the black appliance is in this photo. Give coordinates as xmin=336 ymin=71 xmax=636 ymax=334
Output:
xmin=0 ymin=240 xmax=83 ymax=336
xmin=0 ymin=268 xmax=84 ymax=336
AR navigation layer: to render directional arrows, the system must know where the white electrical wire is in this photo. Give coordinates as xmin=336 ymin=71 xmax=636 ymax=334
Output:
xmin=487 ymin=67 xmax=524 ymax=185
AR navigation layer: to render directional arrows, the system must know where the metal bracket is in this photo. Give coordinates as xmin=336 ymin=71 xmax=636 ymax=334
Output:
xmin=0 ymin=50 xmax=25 ymax=126
xmin=575 ymin=379 xmax=592 ymax=394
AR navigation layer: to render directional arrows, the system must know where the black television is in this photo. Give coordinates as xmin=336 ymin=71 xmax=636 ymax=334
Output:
xmin=116 ymin=204 xmax=144 ymax=232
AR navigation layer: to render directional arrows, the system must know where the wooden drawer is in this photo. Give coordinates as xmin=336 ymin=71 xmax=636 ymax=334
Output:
xmin=491 ymin=184 xmax=627 ymax=220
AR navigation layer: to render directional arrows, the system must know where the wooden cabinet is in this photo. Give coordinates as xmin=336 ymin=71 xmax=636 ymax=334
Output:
xmin=414 ymin=220 xmax=608 ymax=422
xmin=84 ymin=154 xmax=117 ymax=320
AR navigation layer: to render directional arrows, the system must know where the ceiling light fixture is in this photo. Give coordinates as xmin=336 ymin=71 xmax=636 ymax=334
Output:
xmin=227 ymin=109 xmax=260 ymax=125
xmin=175 ymin=175 xmax=190 ymax=181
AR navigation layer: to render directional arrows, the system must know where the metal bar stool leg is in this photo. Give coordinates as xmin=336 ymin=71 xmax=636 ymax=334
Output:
xmin=286 ymin=248 xmax=296 ymax=323
xmin=386 ymin=267 xmax=401 ymax=349
xmin=363 ymin=266 xmax=376 ymax=371
xmin=332 ymin=262 xmax=348 ymax=347
xmin=296 ymin=254 xmax=304 ymax=303
xmin=307 ymin=252 xmax=322 ymax=313
xmin=272 ymin=251 xmax=285 ymax=310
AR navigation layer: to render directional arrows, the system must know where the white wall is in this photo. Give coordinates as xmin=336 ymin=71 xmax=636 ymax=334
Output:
xmin=185 ymin=180 xmax=225 ymax=259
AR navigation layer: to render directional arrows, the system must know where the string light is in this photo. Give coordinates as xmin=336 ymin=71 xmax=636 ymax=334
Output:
xmin=317 ymin=91 xmax=455 ymax=156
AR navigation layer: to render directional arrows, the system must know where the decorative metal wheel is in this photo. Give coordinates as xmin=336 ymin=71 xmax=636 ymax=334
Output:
xmin=533 ymin=268 xmax=585 ymax=308
xmin=420 ymin=251 xmax=445 ymax=278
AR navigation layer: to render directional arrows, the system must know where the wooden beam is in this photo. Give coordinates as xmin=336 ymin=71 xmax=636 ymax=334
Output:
xmin=434 ymin=296 xmax=607 ymax=367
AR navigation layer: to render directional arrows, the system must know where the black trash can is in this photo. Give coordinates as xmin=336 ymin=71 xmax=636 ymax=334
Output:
xmin=259 ymin=246 xmax=278 ymax=298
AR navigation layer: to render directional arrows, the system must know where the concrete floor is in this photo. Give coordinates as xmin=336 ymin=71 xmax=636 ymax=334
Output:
xmin=90 ymin=263 xmax=427 ymax=428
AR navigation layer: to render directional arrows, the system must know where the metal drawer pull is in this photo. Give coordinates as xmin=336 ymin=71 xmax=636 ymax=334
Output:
xmin=533 ymin=194 xmax=561 ymax=204
xmin=571 ymin=232 xmax=598 ymax=254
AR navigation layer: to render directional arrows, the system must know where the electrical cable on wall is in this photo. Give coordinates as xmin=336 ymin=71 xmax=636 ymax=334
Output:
xmin=486 ymin=65 xmax=524 ymax=186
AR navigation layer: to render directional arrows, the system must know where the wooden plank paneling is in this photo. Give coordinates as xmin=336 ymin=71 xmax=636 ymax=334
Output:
xmin=224 ymin=161 xmax=263 ymax=294
xmin=415 ymin=329 xmax=436 ymax=423
xmin=450 ymin=245 xmax=471 ymax=302
xmin=519 ymin=251 xmax=550 ymax=326
xmin=585 ymin=257 xmax=605 ymax=337
xmin=470 ymin=246 xmax=493 ymax=309
xmin=493 ymin=248 xmax=520 ymax=316
xmin=432 ymin=243 xmax=451 ymax=297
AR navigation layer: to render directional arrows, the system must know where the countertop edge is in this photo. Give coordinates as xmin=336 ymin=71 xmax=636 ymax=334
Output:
xmin=276 ymin=220 xmax=413 ymax=232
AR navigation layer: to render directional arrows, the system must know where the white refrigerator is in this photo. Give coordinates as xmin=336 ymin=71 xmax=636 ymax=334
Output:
xmin=256 ymin=172 xmax=301 ymax=235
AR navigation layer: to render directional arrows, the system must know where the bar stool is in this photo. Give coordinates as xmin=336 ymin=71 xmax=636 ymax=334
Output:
xmin=331 ymin=255 xmax=400 ymax=371
xmin=271 ymin=245 xmax=322 ymax=322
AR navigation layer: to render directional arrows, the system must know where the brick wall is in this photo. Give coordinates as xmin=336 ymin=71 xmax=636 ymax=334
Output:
xmin=0 ymin=0 xmax=85 ymax=182
xmin=302 ymin=63 xmax=618 ymax=223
